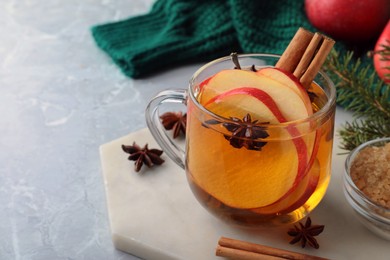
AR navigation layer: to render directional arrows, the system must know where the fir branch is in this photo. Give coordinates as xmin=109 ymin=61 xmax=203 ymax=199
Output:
xmin=324 ymin=49 xmax=390 ymax=119
xmin=339 ymin=117 xmax=390 ymax=152
xmin=323 ymin=49 xmax=390 ymax=151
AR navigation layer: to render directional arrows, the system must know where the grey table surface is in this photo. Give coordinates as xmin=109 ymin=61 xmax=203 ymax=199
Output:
xmin=0 ymin=1 xmax=162 ymax=259
xmin=0 ymin=1 xmax=369 ymax=260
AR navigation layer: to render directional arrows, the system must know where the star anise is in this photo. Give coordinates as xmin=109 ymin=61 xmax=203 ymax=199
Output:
xmin=204 ymin=113 xmax=269 ymax=151
xmin=287 ymin=217 xmax=325 ymax=249
xmin=122 ymin=142 xmax=164 ymax=172
xmin=160 ymin=111 xmax=186 ymax=139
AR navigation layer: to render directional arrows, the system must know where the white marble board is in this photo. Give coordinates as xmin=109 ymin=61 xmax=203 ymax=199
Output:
xmin=100 ymin=121 xmax=390 ymax=260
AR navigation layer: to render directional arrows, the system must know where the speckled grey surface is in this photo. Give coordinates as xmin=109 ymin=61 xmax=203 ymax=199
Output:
xmin=0 ymin=1 xmax=162 ymax=259
xmin=2 ymin=1 xmax=389 ymax=260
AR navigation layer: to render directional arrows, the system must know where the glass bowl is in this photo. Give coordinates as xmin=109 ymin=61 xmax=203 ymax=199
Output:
xmin=343 ymin=137 xmax=390 ymax=240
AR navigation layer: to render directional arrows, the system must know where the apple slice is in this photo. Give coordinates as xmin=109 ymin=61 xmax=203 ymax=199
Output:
xmin=191 ymin=69 xmax=320 ymax=210
xmin=198 ymin=75 xmax=214 ymax=91
xmin=280 ymin=162 xmax=320 ymax=214
xmin=254 ymin=67 xmax=319 ymax=202
xmin=205 ymin=87 xmax=286 ymax=123
xmin=205 ymin=85 xmax=311 ymax=188
xmin=200 ymin=69 xmax=311 ymax=122
xmin=256 ymin=67 xmax=312 ymax=114
xmin=250 ymin=130 xmax=321 ymax=215
xmin=201 ymin=74 xmax=314 ymax=186
xmin=251 ymin=158 xmax=321 ymax=215
xmin=202 ymin=68 xmax=316 ymax=172
xmin=192 ymin=86 xmax=311 ymax=208
xmin=200 ymin=92 xmax=301 ymax=208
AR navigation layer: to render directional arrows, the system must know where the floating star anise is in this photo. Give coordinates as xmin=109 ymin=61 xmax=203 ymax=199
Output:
xmin=287 ymin=217 xmax=324 ymax=249
xmin=204 ymin=113 xmax=269 ymax=151
xmin=160 ymin=111 xmax=187 ymax=139
xmin=122 ymin=142 xmax=164 ymax=172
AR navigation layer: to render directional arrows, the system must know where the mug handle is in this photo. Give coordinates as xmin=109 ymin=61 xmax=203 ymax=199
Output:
xmin=145 ymin=89 xmax=187 ymax=169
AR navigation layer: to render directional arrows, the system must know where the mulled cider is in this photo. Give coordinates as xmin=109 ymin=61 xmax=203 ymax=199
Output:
xmin=184 ymin=54 xmax=336 ymax=226
xmin=146 ymin=29 xmax=336 ymax=227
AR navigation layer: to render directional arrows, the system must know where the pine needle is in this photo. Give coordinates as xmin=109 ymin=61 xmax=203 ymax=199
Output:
xmin=338 ymin=117 xmax=390 ymax=151
xmin=323 ymin=48 xmax=390 ymax=151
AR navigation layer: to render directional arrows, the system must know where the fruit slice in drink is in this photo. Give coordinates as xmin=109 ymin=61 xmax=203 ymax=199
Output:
xmin=256 ymin=67 xmax=313 ymax=113
xmin=200 ymin=69 xmax=310 ymax=122
xmin=251 ymin=132 xmax=321 ymax=215
xmin=191 ymin=68 xmax=318 ymax=210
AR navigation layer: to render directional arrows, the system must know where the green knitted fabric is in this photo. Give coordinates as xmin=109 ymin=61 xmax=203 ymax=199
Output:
xmin=91 ymin=0 xmax=316 ymax=78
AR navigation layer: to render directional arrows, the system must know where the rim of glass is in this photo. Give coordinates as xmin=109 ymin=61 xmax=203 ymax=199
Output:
xmin=344 ymin=137 xmax=390 ymax=214
xmin=188 ymin=53 xmax=336 ymax=128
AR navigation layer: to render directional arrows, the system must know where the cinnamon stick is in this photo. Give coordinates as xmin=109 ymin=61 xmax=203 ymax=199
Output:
xmin=293 ymin=33 xmax=324 ymax=79
xmin=216 ymin=245 xmax=284 ymax=260
xmin=276 ymin=28 xmax=314 ymax=73
xmin=275 ymin=27 xmax=335 ymax=89
xmin=299 ymin=36 xmax=335 ymax=88
xmin=216 ymin=237 xmax=329 ymax=260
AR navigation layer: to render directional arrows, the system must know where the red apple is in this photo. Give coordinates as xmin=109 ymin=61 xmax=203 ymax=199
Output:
xmin=305 ymin=0 xmax=390 ymax=42
xmin=374 ymin=21 xmax=390 ymax=83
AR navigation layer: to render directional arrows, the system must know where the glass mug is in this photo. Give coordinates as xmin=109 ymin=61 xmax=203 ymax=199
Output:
xmin=146 ymin=54 xmax=336 ymax=227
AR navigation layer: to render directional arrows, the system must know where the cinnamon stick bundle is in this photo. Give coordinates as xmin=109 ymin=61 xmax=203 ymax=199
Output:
xmin=275 ymin=28 xmax=335 ymax=89
xmin=216 ymin=237 xmax=329 ymax=260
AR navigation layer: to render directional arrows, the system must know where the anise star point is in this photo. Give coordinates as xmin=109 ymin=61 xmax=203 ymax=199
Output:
xmin=122 ymin=142 xmax=164 ymax=172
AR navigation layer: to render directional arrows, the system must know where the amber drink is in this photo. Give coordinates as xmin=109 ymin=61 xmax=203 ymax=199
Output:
xmin=146 ymin=54 xmax=336 ymax=227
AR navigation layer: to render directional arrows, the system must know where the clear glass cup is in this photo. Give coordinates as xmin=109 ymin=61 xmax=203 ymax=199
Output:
xmin=146 ymin=54 xmax=336 ymax=227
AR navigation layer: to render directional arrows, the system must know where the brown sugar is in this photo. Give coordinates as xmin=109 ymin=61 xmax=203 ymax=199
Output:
xmin=350 ymin=142 xmax=390 ymax=209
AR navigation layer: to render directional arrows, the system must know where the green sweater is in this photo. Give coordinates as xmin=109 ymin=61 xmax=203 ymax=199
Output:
xmin=91 ymin=0 xmax=317 ymax=78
